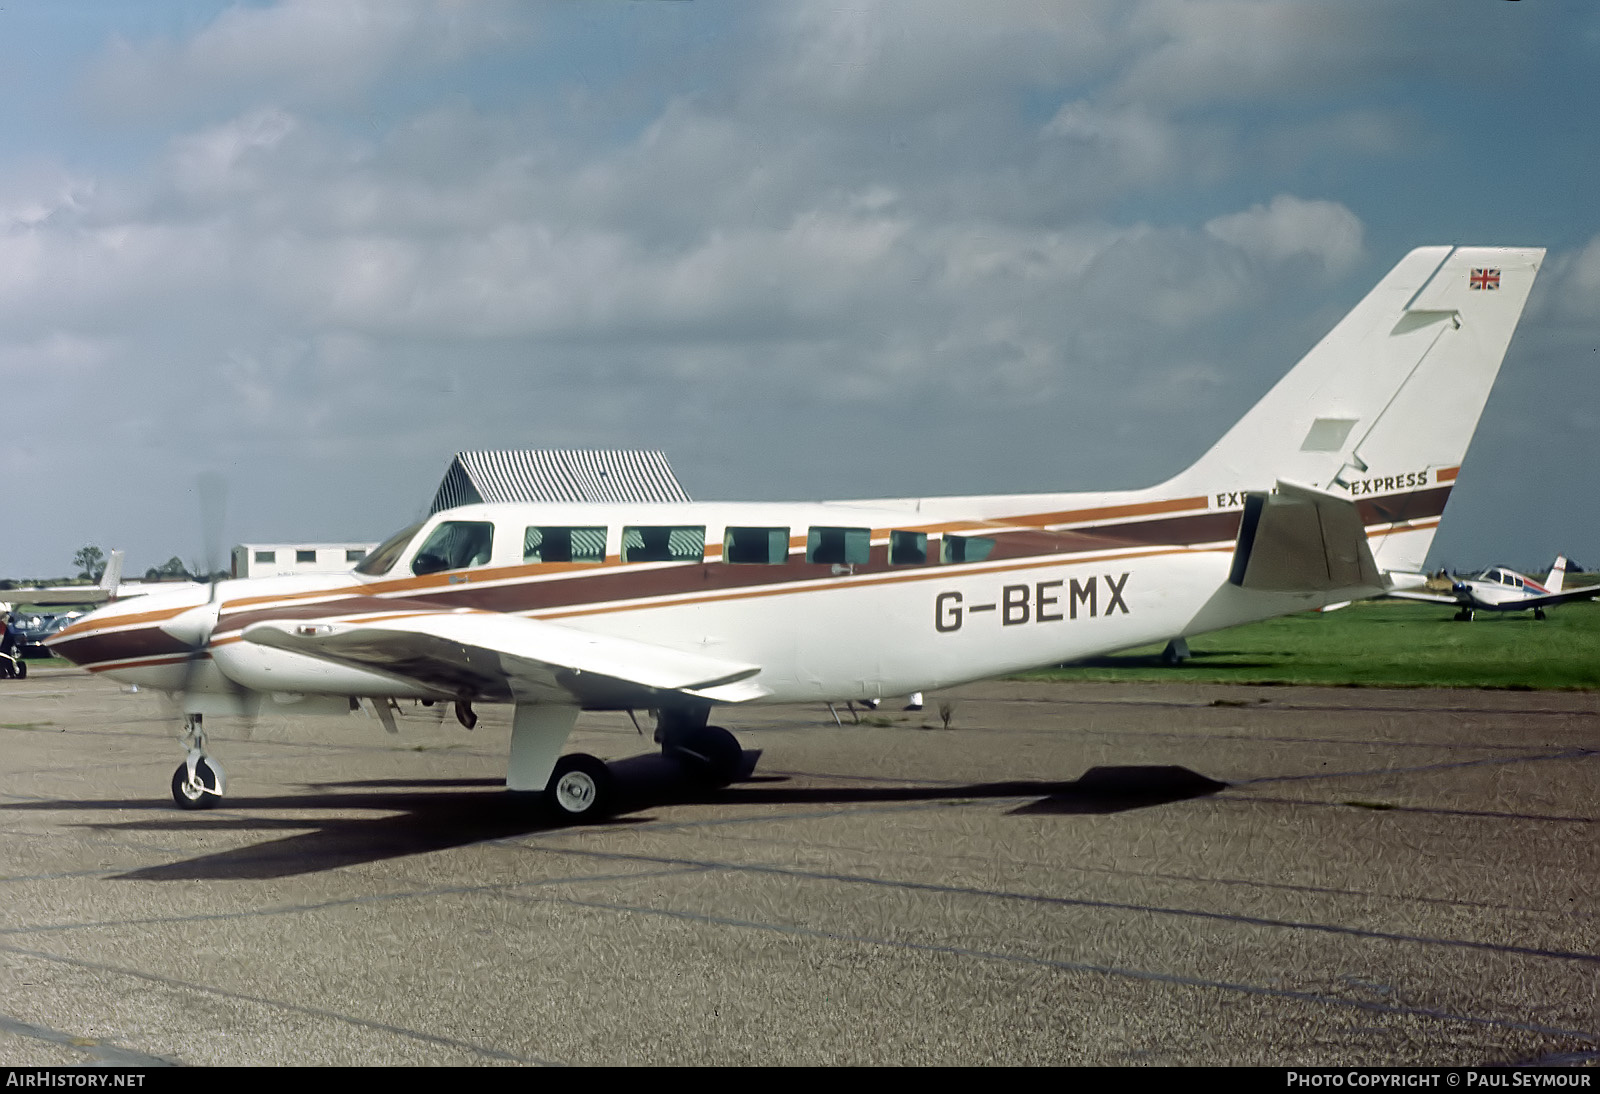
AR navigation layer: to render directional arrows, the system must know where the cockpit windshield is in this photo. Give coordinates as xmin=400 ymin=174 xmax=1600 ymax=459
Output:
xmin=354 ymin=521 xmax=425 ymax=576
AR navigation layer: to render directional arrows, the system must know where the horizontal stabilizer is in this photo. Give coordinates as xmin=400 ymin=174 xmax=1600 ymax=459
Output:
xmin=244 ymin=610 xmax=769 ymax=707
xmin=1229 ymin=481 xmax=1384 ymax=594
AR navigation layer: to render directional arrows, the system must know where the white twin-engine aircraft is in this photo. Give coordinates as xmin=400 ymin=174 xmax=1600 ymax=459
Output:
xmin=51 ymin=245 xmax=1544 ymax=819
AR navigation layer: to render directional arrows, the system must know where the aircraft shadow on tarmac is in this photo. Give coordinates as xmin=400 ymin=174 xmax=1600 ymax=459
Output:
xmin=11 ymin=754 xmax=1226 ymax=881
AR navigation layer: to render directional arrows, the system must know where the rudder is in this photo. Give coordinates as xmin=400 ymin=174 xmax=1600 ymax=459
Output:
xmin=1164 ymin=245 xmax=1544 ymax=573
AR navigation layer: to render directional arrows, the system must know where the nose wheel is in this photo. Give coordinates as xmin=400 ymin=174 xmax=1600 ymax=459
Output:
xmin=171 ymin=756 xmax=226 ymax=810
xmin=170 ymin=714 xmax=227 ymax=809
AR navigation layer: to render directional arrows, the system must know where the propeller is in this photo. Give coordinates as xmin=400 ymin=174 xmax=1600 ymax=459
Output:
xmin=170 ymin=472 xmax=257 ymax=732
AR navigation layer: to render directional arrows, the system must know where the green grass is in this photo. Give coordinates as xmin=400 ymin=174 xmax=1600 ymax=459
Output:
xmin=1021 ymin=598 xmax=1600 ymax=690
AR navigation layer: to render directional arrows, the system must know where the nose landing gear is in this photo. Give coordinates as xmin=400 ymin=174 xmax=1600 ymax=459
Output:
xmin=171 ymin=714 xmax=227 ymax=810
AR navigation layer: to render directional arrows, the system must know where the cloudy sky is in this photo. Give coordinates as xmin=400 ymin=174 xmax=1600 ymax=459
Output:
xmin=2 ymin=0 xmax=1597 ymax=579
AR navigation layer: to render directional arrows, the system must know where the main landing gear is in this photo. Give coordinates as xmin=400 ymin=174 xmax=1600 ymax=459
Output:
xmin=537 ymin=710 xmax=744 ymax=823
xmin=171 ymin=713 xmax=227 ymax=810
xmin=157 ymin=704 xmax=745 ymax=819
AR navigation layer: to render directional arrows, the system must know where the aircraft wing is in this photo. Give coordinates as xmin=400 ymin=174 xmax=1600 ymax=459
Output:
xmin=19 ymin=586 xmax=112 ymax=606
xmin=242 ymin=610 xmax=770 ymax=707
xmin=1384 ymin=589 xmax=1463 ymax=606
xmin=1514 ymin=584 xmax=1600 ymax=610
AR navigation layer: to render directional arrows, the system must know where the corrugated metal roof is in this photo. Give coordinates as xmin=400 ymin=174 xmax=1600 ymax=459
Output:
xmin=429 ymin=450 xmax=692 ymax=515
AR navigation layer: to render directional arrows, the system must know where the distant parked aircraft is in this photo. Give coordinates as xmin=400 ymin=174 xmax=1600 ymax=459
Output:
xmin=20 ymin=550 xmax=203 ymax=607
xmin=1387 ymin=557 xmax=1600 ymax=620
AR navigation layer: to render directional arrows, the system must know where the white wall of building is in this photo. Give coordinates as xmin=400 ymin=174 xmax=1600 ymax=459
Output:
xmin=231 ymin=543 xmax=377 ymax=580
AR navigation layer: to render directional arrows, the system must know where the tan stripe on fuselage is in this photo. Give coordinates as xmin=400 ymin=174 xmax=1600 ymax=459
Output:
xmin=55 ymin=484 xmax=1446 ymax=670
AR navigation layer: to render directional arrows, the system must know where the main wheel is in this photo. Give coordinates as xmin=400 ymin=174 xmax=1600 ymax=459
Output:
xmin=1534 ymin=608 xmax=1547 ymax=621
xmin=12 ymin=660 xmax=22 ymax=680
xmin=666 ymin=725 xmax=743 ymax=788
xmin=171 ymin=759 xmax=222 ymax=810
xmin=544 ymin=753 xmax=615 ymax=822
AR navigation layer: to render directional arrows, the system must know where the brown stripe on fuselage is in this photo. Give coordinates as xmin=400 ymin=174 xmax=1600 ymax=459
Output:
xmin=1353 ymin=484 xmax=1454 ymax=526
xmin=202 ymin=485 xmax=1449 ymax=630
xmin=62 ymin=515 xmax=1445 ymax=671
xmin=51 ymin=627 xmax=193 ymax=667
xmin=71 ymin=484 xmax=1453 ymax=660
xmin=214 ymin=596 xmax=455 ymax=639
xmin=209 ymin=518 xmax=1240 ymax=630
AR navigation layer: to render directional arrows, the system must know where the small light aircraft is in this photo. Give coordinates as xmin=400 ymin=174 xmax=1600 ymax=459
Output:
xmin=22 ymin=550 xmax=205 ymax=607
xmin=50 ymin=246 xmax=1545 ymax=819
xmin=1387 ymin=556 xmax=1600 ymax=620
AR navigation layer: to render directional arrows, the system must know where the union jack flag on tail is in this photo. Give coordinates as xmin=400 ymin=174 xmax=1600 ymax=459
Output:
xmin=1470 ymin=267 xmax=1501 ymax=290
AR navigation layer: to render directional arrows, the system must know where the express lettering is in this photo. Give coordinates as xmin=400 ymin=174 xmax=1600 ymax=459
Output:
xmin=1341 ymin=470 xmax=1431 ymax=496
xmin=1218 ymin=470 xmax=1434 ymax=508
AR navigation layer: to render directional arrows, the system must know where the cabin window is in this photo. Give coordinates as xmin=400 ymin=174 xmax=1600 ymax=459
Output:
xmin=724 ymin=526 xmax=789 ymax=565
xmin=296 ymin=550 xmax=317 ymax=564
xmin=622 ymin=526 xmax=705 ymax=564
xmin=806 ymin=526 xmax=870 ymax=565
xmin=254 ymin=550 xmax=275 ymax=564
xmin=941 ymin=535 xmax=995 ymax=564
xmin=345 ymin=549 xmax=367 ymax=563
xmin=889 ymin=531 xmax=927 ymax=565
xmin=355 ymin=522 xmax=425 ymax=576
xmin=412 ymin=520 xmax=495 ymax=575
xmin=525 ymin=526 xmax=607 ymax=564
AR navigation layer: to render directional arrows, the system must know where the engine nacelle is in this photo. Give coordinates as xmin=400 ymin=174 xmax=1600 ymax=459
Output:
xmin=210 ymin=641 xmax=449 ymax=700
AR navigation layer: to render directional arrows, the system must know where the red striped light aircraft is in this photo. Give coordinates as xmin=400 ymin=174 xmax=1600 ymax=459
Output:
xmin=50 ymin=246 xmax=1545 ymax=819
xmin=1387 ymin=556 xmax=1600 ymax=621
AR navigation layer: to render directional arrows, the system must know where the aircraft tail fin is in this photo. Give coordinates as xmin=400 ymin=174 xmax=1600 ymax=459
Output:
xmin=99 ymin=550 xmax=124 ymax=598
xmin=1546 ymin=555 xmax=1567 ymax=595
xmin=1163 ymin=246 xmax=1544 ymax=574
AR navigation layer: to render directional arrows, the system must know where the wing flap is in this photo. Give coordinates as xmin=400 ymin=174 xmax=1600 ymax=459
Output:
xmin=244 ymin=610 xmax=768 ymax=707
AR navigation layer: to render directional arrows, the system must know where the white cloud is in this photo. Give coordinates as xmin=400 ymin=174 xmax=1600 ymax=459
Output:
xmin=1204 ymin=195 xmax=1365 ymax=275
xmin=0 ymin=1 xmax=1588 ymax=576
xmin=88 ymin=0 xmax=525 ymax=116
xmin=170 ymin=109 xmax=298 ymax=197
xmin=769 ymin=0 xmax=1118 ymax=116
xmin=1041 ymin=100 xmax=1181 ymax=189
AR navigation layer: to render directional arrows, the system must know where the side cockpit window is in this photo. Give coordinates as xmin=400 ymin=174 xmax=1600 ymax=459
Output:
xmin=889 ymin=531 xmax=927 ymax=565
xmin=412 ymin=520 xmax=495 ymax=576
xmin=355 ymin=521 xmax=424 ymax=576
xmin=941 ymin=535 xmax=995 ymax=564
xmin=622 ymin=526 xmax=705 ymax=564
xmin=525 ymin=526 xmax=607 ymax=564
xmin=724 ymin=526 xmax=789 ymax=564
xmin=807 ymin=527 xmax=870 ymax=565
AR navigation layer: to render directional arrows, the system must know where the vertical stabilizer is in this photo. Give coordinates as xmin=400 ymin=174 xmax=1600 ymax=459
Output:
xmin=1164 ymin=246 xmax=1543 ymax=572
xmin=1546 ymin=556 xmax=1567 ymax=595
xmin=99 ymin=550 xmax=124 ymax=599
